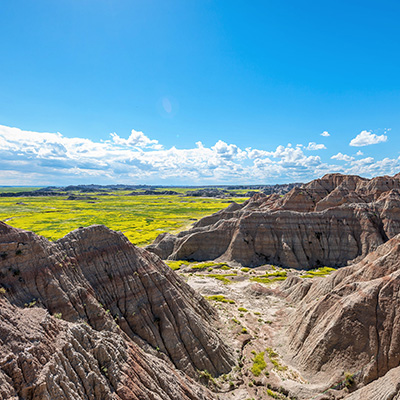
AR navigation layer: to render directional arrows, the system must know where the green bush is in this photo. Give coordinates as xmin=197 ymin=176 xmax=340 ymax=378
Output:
xmin=204 ymin=295 xmax=235 ymax=304
xmin=251 ymin=351 xmax=267 ymax=376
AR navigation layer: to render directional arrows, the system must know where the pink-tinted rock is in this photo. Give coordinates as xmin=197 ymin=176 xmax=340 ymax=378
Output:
xmin=0 ymin=222 xmax=235 ymax=399
xmin=0 ymin=299 xmax=215 ymax=400
xmin=284 ymin=234 xmax=400 ymax=387
xmin=147 ymin=173 xmax=400 ymax=269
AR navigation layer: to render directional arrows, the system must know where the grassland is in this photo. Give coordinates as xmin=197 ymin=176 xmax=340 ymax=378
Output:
xmin=0 ymin=187 xmax=42 ymax=193
xmin=0 ymin=191 xmax=246 ymax=246
xmin=300 ymin=266 xmax=337 ymax=278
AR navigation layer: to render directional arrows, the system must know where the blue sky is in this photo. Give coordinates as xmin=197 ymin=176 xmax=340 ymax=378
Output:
xmin=0 ymin=0 xmax=399 ymax=185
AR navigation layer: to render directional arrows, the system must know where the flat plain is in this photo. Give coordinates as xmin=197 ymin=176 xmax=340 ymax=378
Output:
xmin=0 ymin=188 xmax=246 ymax=246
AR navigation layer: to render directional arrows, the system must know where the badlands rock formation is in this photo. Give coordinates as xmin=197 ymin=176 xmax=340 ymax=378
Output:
xmin=0 ymin=222 xmax=234 ymax=399
xmin=0 ymin=300 xmax=215 ymax=400
xmin=147 ymin=173 xmax=400 ymax=269
xmin=281 ymin=233 xmax=400 ymax=399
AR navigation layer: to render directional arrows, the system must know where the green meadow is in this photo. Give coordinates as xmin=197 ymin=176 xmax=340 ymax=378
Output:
xmin=0 ymin=190 xmax=246 ymax=246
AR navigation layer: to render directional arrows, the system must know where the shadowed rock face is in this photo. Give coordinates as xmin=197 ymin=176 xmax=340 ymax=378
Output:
xmin=0 ymin=222 xmax=235 ymax=399
xmin=147 ymin=173 xmax=400 ymax=269
xmin=281 ymin=234 xmax=400 ymax=395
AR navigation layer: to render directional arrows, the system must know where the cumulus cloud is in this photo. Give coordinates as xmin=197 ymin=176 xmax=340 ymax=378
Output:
xmin=110 ymin=129 xmax=163 ymax=149
xmin=306 ymin=142 xmax=326 ymax=151
xmin=320 ymin=131 xmax=330 ymax=137
xmin=356 ymin=150 xmax=364 ymax=156
xmin=0 ymin=124 xmax=398 ymax=185
xmin=351 ymin=157 xmax=375 ymax=166
xmin=331 ymin=153 xmax=354 ymax=162
xmin=211 ymin=140 xmax=246 ymax=160
xmin=349 ymin=130 xmax=388 ymax=147
xmin=347 ymin=156 xmax=400 ymax=177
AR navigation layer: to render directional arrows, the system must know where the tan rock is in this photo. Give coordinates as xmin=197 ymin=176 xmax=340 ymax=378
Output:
xmin=283 ymin=234 xmax=400 ymax=387
xmin=0 ymin=222 xmax=235 ymax=398
xmin=147 ymin=173 xmax=400 ymax=269
xmin=0 ymin=299 xmax=215 ymax=400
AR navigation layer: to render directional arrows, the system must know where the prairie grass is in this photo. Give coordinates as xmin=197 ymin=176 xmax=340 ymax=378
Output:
xmin=190 ymin=261 xmax=230 ymax=270
xmin=300 ymin=266 xmax=336 ymax=278
xmin=266 ymin=347 xmax=287 ymax=372
xmin=0 ymin=192 xmax=245 ymax=246
xmin=204 ymin=295 xmax=235 ymax=304
xmin=165 ymin=260 xmax=192 ymax=271
xmin=0 ymin=187 xmax=42 ymax=193
xmin=207 ymin=273 xmax=237 ymax=284
xmin=250 ymin=271 xmax=287 ymax=284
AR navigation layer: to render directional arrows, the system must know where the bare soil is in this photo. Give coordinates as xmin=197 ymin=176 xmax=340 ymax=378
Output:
xmin=178 ymin=263 xmax=347 ymax=400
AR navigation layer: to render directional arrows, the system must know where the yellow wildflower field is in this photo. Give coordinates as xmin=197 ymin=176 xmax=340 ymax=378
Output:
xmin=0 ymin=191 xmax=246 ymax=246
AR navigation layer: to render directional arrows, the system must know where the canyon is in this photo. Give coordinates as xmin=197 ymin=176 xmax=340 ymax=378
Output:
xmin=1 ymin=173 xmax=400 ymax=399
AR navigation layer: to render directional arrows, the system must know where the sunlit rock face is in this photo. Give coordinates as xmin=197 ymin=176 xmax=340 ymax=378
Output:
xmin=281 ymin=234 xmax=400 ymax=397
xmin=147 ymin=173 xmax=400 ymax=269
xmin=0 ymin=222 xmax=235 ymax=399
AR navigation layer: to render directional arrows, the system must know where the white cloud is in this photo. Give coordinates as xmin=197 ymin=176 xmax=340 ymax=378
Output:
xmin=306 ymin=142 xmax=327 ymax=151
xmin=351 ymin=157 xmax=375 ymax=166
xmin=320 ymin=131 xmax=330 ymax=137
xmin=0 ymin=124 xmax=398 ymax=185
xmin=331 ymin=153 xmax=354 ymax=162
xmin=246 ymin=147 xmax=274 ymax=159
xmin=110 ymin=129 xmax=163 ymax=149
xmin=211 ymin=140 xmax=246 ymax=160
xmin=356 ymin=150 xmax=364 ymax=156
xmin=347 ymin=156 xmax=400 ymax=177
xmin=349 ymin=130 xmax=388 ymax=147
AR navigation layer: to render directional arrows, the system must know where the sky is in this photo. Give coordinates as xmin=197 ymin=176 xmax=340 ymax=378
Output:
xmin=0 ymin=0 xmax=399 ymax=186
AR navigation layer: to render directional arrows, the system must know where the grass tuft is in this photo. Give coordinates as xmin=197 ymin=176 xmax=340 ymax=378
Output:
xmin=300 ymin=266 xmax=336 ymax=278
xmin=165 ymin=260 xmax=192 ymax=271
xmin=266 ymin=347 xmax=287 ymax=371
xmin=207 ymin=273 xmax=237 ymax=284
xmin=204 ymin=295 xmax=235 ymax=304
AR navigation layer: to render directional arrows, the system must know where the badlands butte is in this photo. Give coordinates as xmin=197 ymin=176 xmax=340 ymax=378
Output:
xmin=1 ymin=173 xmax=400 ymax=400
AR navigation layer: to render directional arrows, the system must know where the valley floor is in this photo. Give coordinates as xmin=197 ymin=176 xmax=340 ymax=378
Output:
xmin=173 ymin=261 xmax=353 ymax=400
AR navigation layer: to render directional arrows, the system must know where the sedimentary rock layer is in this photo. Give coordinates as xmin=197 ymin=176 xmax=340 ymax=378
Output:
xmin=0 ymin=299 xmax=214 ymax=400
xmin=282 ymin=234 xmax=400 ymax=395
xmin=147 ymin=173 xmax=400 ymax=269
xmin=0 ymin=222 xmax=235 ymax=399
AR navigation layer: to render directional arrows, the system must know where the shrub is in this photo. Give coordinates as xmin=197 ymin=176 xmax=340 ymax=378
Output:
xmin=198 ymin=369 xmax=216 ymax=386
xmin=251 ymin=351 xmax=267 ymax=376
xmin=266 ymin=347 xmax=287 ymax=371
xmin=344 ymin=372 xmax=355 ymax=388
xmin=204 ymin=295 xmax=235 ymax=304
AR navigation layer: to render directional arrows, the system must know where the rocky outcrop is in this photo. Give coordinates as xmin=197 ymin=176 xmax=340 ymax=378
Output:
xmin=147 ymin=173 xmax=400 ymax=269
xmin=0 ymin=222 xmax=235 ymax=399
xmin=343 ymin=365 xmax=400 ymax=400
xmin=0 ymin=299 xmax=214 ymax=400
xmin=282 ymin=234 xmax=400 ymax=391
xmin=128 ymin=190 xmax=179 ymax=195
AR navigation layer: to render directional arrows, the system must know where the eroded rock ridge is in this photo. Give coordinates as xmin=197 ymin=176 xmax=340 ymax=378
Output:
xmin=281 ymin=233 xmax=400 ymax=399
xmin=147 ymin=173 xmax=400 ymax=269
xmin=0 ymin=222 xmax=234 ymax=399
